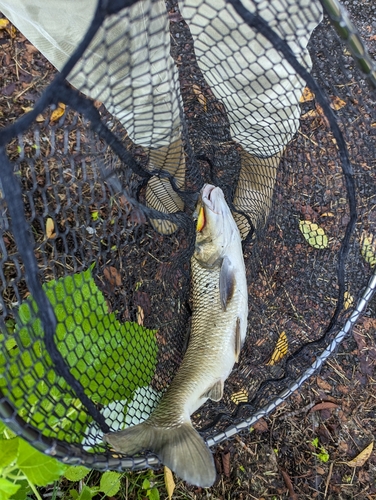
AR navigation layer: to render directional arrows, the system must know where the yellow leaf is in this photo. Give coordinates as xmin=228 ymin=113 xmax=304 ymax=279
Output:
xmin=36 ymin=114 xmax=45 ymax=123
xmin=164 ymin=466 xmax=175 ymax=500
xmin=301 ymin=109 xmax=319 ymax=120
xmin=299 ymin=220 xmax=329 ymax=249
xmin=0 ymin=18 xmax=9 ymax=29
xmin=45 ymin=217 xmax=56 ymax=239
xmin=50 ymin=103 xmax=66 ymax=122
xmin=346 ymin=442 xmax=373 ymax=467
xmin=344 ymin=291 xmax=354 ymax=310
xmin=361 ymin=231 xmax=376 ymax=267
xmin=299 ymin=87 xmax=315 ymax=103
xmin=330 ymin=96 xmax=346 ymax=111
xmin=230 ymin=389 xmax=248 ymax=404
xmin=266 ymin=331 xmax=288 ymax=366
xmin=192 ymin=84 xmax=207 ymax=111
xmin=22 ymin=106 xmax=34 ymax=114
xmin=320 ymin=212 xmax=335 ymax=217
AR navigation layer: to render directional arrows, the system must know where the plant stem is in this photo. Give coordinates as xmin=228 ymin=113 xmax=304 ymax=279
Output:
xmin=27 ymin=478 xmax=43 ymax=500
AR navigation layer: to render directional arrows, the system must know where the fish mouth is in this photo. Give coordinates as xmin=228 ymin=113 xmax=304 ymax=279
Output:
xmin=201 ymin=184 xmax=220 ymax=214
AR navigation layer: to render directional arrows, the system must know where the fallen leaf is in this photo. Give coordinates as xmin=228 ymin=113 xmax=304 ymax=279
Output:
xmin=137 ymin=305 xmax=144 ymax=326
xmin=50 ymin=102 xmax=66 ymax=122
xmin=0 ymin=18 xmax=9 ymax=29
xmin=230 ymin=388 xmax=248 ymax=404
xmin=344 ymin=291 xmax=354 ymax=310
xmin=330 ymin=95 xmax=347 ymax=111
xmin=164 ymin=466 xmax=175 ymax=500
xmin=360 ymin=231 xmax=376 ymax=267
xmin=45 ymin=217 xmax=56 ymax=239
xmin=222 ymin=452 xmax=231 ymax=477
xmin=321 ymin=212 xmax=335 ymax=217
xmin=266 ymin=331 xmax=288 ymax=366
xmin=192 ymin=84 xmax=207 ymax=111
xmin=299 ymin=87 xmax=315 ymax=103
xmin=36 ymin=114 xmax=45 ymax=123
xmin=316 ymin=377 xmax=332 ymax=392
xmin=299 ymin=220 xmax=329 ymax=249
xmin=301 ymin=109 xmax=319 ymax=120
xmin=280 ymin=468 xmax=298 ymax=500
xmin=309 ymin=402 xmax=339 ymax=413
xmin=253 ymin=418 xmax=268 ymax=433
xmin=346 ymin=442 xmax=374 ymax=467
xmin=103 ymin=266 xmax=122 ymax=287
xmin=22 ymin=106 xmax=35 ymax=114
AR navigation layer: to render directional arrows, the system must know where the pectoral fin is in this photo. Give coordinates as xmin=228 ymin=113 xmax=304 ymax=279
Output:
xmin=219 ymin=256 xmax=235 ymax=311
xmin=235 ymin=317 xmax=242 ymax=363
xmin=201 ymin=380 xmax=224 ymax=402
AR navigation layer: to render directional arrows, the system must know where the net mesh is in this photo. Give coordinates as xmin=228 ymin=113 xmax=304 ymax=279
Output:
xmin=0 ymin=0 xmax=375 ymax=472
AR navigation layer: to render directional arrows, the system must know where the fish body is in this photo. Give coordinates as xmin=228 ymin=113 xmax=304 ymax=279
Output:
xmin=105 ymin=184 xmax=248 ymax=487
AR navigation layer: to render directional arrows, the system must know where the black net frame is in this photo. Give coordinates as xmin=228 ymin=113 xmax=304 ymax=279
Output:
xmin=0 ymin=0 xmax=375 ymax=472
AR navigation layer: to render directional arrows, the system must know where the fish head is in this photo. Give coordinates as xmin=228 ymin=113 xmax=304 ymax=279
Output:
xmin=194 ymin=184 xmax=239 ymax=267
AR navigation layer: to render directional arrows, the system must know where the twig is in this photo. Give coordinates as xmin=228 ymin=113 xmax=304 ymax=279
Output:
xmin=324 ymin=461 xmax=334 ymax=498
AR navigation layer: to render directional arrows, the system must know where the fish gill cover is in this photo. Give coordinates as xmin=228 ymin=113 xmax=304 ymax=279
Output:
xmin=0 ymin=0 xmax=375 ymax=474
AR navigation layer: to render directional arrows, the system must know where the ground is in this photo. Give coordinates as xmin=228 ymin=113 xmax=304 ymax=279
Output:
xmin=1 ymin=1 xmax=376 ymax=499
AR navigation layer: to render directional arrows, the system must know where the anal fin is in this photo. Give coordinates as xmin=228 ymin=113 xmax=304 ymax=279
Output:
xmin=201 ymin=380 xmax=224 ymax=402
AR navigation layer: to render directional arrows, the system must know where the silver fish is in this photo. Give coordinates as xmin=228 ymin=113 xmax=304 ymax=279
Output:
xmin=104 ymin=184 xmax=248 ymax=487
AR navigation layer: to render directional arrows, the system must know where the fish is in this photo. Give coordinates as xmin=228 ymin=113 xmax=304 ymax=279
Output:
xmin=104 ymin=184 xmax=248 ymax=487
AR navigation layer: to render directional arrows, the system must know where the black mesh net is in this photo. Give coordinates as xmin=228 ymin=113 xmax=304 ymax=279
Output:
xmin=0 ymin=0 xmax=375 ymax=478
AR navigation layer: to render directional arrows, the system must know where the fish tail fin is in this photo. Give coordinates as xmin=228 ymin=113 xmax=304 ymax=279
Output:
xmin=104 ymin=421 xmax=216 ymax=487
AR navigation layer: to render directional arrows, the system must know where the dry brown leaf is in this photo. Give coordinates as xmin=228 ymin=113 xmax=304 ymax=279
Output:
xmin=309 ymin=401 xmax=339 ymax=413
xmin=192 ymin=84 xmax=207 ymax=111
xmin=253 ymin=418 xmax=268 ymax=433
xmin=164 ymin=466 xmax=175 ymax=500
xmin=137 ymin=305 xmax=145 ymax=326
xmin=50 ymin=102 xmax=66 ymax=122
xmin=330 ymin=95 xmax=347 ymax=111
xmin=222 ymin=452 xmax=231 ymax=477
xmin=266 ymin=331 xmax=288 ymax=366
xmin=103 ymin=267 xmax=122 ymax=287
xmin=346 ymin=442 xmax=374 ymax=467
xmin=45 ymin=217 xmax=56 ymax=239
xmin=299 ymin=87 xmax=315 ymax=103
xmin=316 ymin=376 xmax=332 ymax=392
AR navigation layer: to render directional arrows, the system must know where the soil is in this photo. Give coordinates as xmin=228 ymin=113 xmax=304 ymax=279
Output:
xmin=1 ymin=1 xmax=376 ymax=499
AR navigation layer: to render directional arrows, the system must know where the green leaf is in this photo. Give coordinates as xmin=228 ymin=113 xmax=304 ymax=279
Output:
xmin=142 ymin=478 xmax=151 ymax=490
xmin=16 ymin=439 xmax=67 ymax=486
xmin=63 ymin=466 xmax=90 ymax=482
xmin=99 ymin=471 xmax=121 ymax=496
xmin=1 ymin=266 xmax=158 ymax=443
xmin=0 ymin=437 xmax=18 ymax=467
xmin=148 ymin=487 xmax=160 ymax=500
xmin=0 ymin=478 xmax=21 ymax=500
xmin=311 ymin=437 xmax=319 ymax=448
xmin=77 ymin=486 xmax=93 ymax=500
xmin=9 ymin=479 xmax=31 ymax=500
